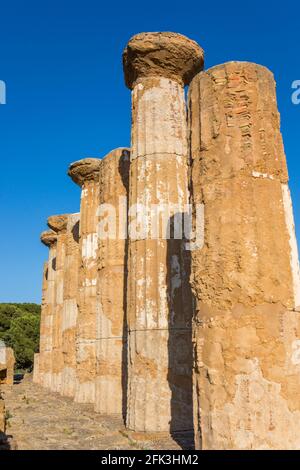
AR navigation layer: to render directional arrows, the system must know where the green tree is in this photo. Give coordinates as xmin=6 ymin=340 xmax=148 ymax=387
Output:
xmin=8 ymin=314 xmax=40 ymax=369
xmin=0 ymin=303 xmax=41 ymax=370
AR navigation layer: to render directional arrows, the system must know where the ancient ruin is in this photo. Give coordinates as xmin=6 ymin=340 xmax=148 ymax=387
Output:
xmin=189 ymin=62 xmax=300 ymax=450
xmin=68 ymin=159 xmax=101 ymax=403
xmin=95 ymin=147 xmax=130 ymax=416
xmin=32 ymin=32 xmax=300 ymax=450
xmin=61 ymin=213 xmax=80 ymax=397
xmin=123 ymin=32 xmax=203 ymax=433
xmin=35 ymin=230 xmax=57 ymax=389
xmin=0 ymin=347 xmax=15 ymax=387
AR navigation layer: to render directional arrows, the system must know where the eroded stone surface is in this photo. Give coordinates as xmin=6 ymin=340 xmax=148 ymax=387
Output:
xmin=46 ymin=215 xmax=69 ymax=394
xmin=123 ymin=32 xmax=204 ymax=89
xmin=124 ymin=32 xmax=203 ymax=433
xmin=40 ymin=231 xmax=57 ymax=389
xmin=61 ymin=214 xmax=80 ymax=397
xmin=95 ymin=148 xmax=130 ymax=416
xmin=0 ymin=348 xmax=15 ymax=386
xmin=189 ymin=61 xmax=300 ymax=449
xmin=69 ymin=159 xmax=101 ymax=403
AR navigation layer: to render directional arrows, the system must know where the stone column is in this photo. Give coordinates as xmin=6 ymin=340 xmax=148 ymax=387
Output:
xmin=188 ymin=62 xmax=300 ymax=450
xmin=0 ymin=348 xmax=15 ymax=385
xmin=47 ymin=215 xmax=68 ymax=394
xmin=39 ymin=230 xmax=57 ymax=389
xmin=95 ymin=147 xmax=130 ymax=416
xmin=68 ymin=158 xmax=101 ymax=403
xmin=33 ymin=260 xmax=48 ymax=384
xmin=123 ymin=32 xmax=204 ymax=432
xmin=61 ymin=213 xmax=80 ymax=397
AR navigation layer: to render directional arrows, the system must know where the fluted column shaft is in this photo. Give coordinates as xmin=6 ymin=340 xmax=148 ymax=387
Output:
xmin=39 ymin=230 xmax=57 ymax=389
xmin=68 ymin=158 xmax=101 ymax=403
xmin=61 ymin=213 xmax=80 ymax=397
xmin=123 ymin=32 xmax=204 ymax=432
xmin=189 ymin=62 xmax=300 ymax=449
xmin=47 ymin=216 xmax=68 ymax=394
xmin=95 ymin=148 xmax=130 ymax=415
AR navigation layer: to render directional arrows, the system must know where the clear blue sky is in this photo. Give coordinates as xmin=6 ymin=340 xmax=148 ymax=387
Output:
xmin=0 ymin=0 xmax=299 ymax=303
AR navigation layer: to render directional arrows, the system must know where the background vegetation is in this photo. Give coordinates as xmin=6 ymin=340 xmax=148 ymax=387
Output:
xmin=0 ymin=304 xmax=40 ymax=370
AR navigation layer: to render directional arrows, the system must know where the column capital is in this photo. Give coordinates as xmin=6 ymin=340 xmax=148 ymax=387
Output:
xmin=123 ymin=31 xmax=204 ymax=89
xmin=68 ymin=158 xmax=101 ymax=186
xmin=40 ymin=230 xmax=57 ymax=247
xmin=47 ymin=214 xmax=69 ymax=233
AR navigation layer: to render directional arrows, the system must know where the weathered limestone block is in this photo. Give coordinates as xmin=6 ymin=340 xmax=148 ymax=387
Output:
xmin=39 ymin=230 xmax=57 ymax=389
xmin=123 ymin=32 xmax=204 ymax=432
xmin=68 ymin=158 xmax=101 ymax=403
xmin=47 ymin=215 xmax=68 ymax=394
xmin=188 ymin=62 xmax=300 ymax=449
xmin=61 ymin=213 xmax=80 ymax=397
xmin=0 ymin=347 xmax=15 ymax=385
xmin=95 ymin=148 xmax=130 ymax=415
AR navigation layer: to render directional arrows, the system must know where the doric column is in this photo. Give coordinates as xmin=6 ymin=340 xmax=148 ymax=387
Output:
xmin=95 ymin=147 xmax=130 ymax=416
xmin=61 ymin=213 xmax=80 ymax=397
xmin=123 ymin=32 xmax=204 ymax=432
xmin=0 ymin=348 xmax=15 ymax=385
xmin=33 ymin=260 xmax=48 ymax=384
xmin=47 ymin=215 xmax=68 ymax=394
xmin=68 ymin=158 xmax=101 ymax=403
xmin=39 ymin=230 xmax=57 ymax=389
xmin=188 ymin=62 xmax=300 ymax=449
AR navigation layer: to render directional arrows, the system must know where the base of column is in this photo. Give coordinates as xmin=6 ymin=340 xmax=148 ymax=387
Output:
xmin=95 ymin=376 xmax=123 ymax=415
xmin=33 ymin=353 xmax=40 ymax=384
xmin=41 ymin=372 xmax=52 ymax=389
xmin=61 ymin=367 xmax=77 ymax=397
xmin=194 ymin=304 xmax=300 ymax=450
xmin=95 ymin=337 xmax=125 ymax=415
xmin=50 ymin=372 xmax=62 ymax=393
xmin=74 ymin=381 xmax=95 ymax=404
xmin=127 ymin=328 xmax=193 ymax=433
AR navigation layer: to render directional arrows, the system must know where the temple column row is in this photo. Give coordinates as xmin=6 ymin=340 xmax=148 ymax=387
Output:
xmin=34 ymin=33 xmax=300 ymax=450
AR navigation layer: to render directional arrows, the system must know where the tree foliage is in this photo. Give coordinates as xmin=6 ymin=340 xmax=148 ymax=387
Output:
xmin=0 ymin=303 xmax=40 ymax=370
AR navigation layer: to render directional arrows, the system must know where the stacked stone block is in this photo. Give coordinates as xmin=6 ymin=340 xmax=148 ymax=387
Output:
xmin=95 ymin=147 xmax=130 ymax=416
xmin=68 ymin=159 xmax=101 ymax=403
xmin=188 ymin=62 xmax=300 ymax=449
xmin=123 ymin=32 xmax=203 ymax=433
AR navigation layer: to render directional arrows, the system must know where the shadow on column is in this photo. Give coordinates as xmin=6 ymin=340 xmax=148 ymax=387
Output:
xmin=118 ymin=150 xmax=130 ymax=424
xmin=167 ymin=213 xmax=195 ymax=450
xmin=72 ymin=220 xmax=80 ymax=243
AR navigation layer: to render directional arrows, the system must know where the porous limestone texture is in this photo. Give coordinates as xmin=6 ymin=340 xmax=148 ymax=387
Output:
xmin=39 ymin=230 xmax=57 ymax=389
xmin=95 ymin=148 xmax=130 ymax=416
xmin=123 ymin=32 xmax=204 ymax=432
xmin=0 ymin=348 xmax=15 ymax=386
xmin=61 ymin=213 xmax=80 ymax=397
xmin=188 ymin=61 xmax=300 ymax=449
xmin=47 ymin=215 xmax=68 ymax=394
xmin=68 ymin=158 xmax=101 ymax=403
